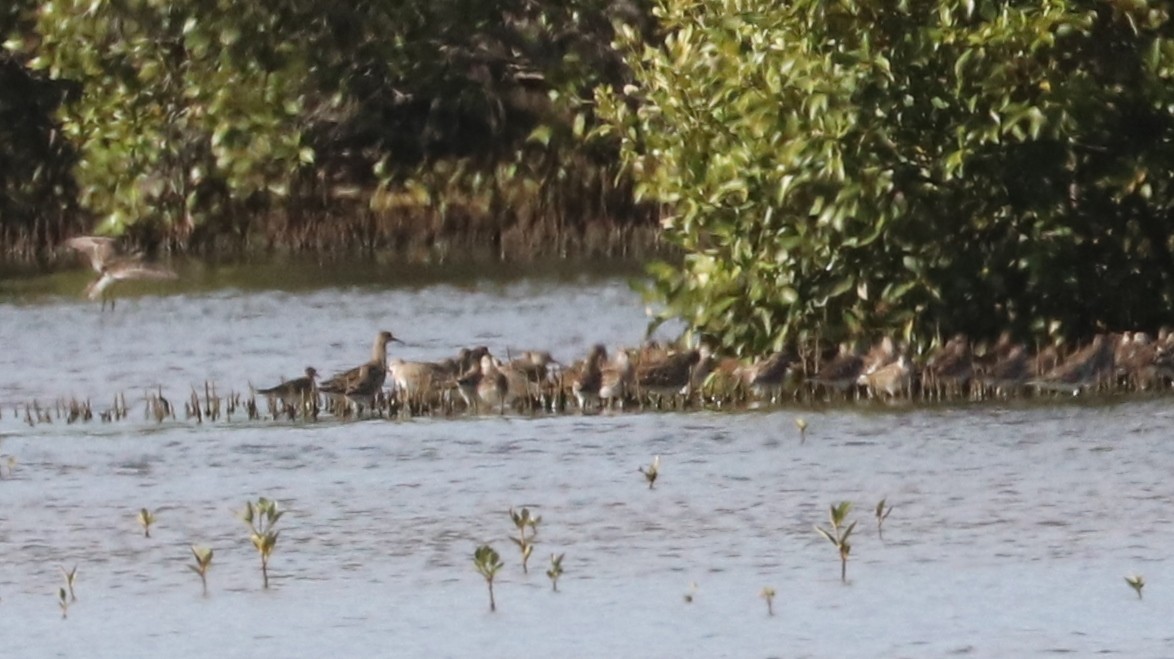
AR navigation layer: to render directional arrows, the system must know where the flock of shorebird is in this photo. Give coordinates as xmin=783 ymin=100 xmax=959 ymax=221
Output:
xmin=247 ymin=327 xmax=1174 ymax=419
xmin=63 ymin=235 xmax=1174 ymax=418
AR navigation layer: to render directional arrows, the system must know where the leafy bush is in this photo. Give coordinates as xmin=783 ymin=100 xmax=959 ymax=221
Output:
xmin=597 ymin=0 xmax=1174 ymax=352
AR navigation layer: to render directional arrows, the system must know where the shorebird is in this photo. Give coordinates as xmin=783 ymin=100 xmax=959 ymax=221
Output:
xmin=633 ymin=347 xmax=703 ymax=406
xmin=859 ymin=336 xmax=898 ymax=379
xmin=923 ymin=334 xmax=973 ymax=400
xmin=65 ymin=235 xmax=177 ymax=310
xmin=387 ymin=358 xmax=454 ymax=407
xmin=502 ymin=350 xmax=560 ymax=408
xmin=457 ymin=354 xmax=510 ymax=413
xmin=1115 ymin=331 xmax=1160 ymax=390
xmin=810 ymin=342 xmax=864 ymax=398
xmin=507 ymin=350 xmax=559 ymax=385
xmin=571 ymin=344 xmax=608 ymax=411
xmin=976 ymin=344 xmax=1030 ymax=398
xmin=740 ymin=350 xmax=796 ymax=402
xmin=599 ymin=349 xmax=634 ymax=409
xmin=256 ymin=367 xmax=319 ymax=415
xmin=860 ymin=354 xmax=913 ymax=399
xmin=1030 ymin=334 xmax=1117 ymax=395
xmin=320 ymin=331 xmax=399 ymax=414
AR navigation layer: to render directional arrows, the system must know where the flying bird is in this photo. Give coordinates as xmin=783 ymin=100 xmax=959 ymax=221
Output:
xmin=65 ymin=236 xmax=177 ymax=310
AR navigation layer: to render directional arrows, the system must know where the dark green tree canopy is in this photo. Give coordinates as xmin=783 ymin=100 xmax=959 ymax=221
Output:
xmin=598 ymin=0 xmax=1174 ymax=352
xmin=3 ymin=0 xmax=650 ymax=251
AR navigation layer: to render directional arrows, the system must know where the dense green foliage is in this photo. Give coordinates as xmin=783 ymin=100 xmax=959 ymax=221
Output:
xmin=0 ymin=1 xmax=79 ymax=251
xmin=2 ymin=0 xmax=651 ymax=252
xmin=598 ymin=0 xmax=1174 ymax=351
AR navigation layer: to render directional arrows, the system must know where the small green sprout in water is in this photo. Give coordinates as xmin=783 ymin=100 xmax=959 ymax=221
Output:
xmin=138 ymin=508 xmax=156 ymax=538
xmin=474 ymin=544 xmax=504 ymax=612
xmin=190 ymin=546 xmax=214 ymax=596
xmin=509 ymin=507 xmax=541 ymax=573
xmin=60 ymin=565 xmax=77 ymax=602
xmin=875 ymin=498 xmax=893 ymax=541
xmin=795 ymin=417 xmax=808 ymax=443
xmin=58 ymin=586 xmax=69 ymax=619
xmin=546 ymin=553 xmax=565 ymax=592
xmin=1126 ymin=574 xmax=1145 ymax=599
xmin=241 ymin=497 xmax=283 ymax=589
xmin=639 ymin=455 xmax=660 ymax=489
xmin=761 ymin=586 xmax=776 ymax=616
xmin=815 ymin=501 xmax=857 ymax=583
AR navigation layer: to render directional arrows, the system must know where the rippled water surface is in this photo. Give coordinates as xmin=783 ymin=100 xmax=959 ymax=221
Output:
xmin=1 ymin=260 xmax=1173 ymax=658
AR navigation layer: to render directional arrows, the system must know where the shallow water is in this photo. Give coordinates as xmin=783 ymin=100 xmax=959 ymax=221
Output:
xmin=1 ymin=261 xmax=1172 ymax=658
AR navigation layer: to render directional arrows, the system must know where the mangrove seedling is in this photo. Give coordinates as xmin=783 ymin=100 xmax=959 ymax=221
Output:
xmin=875 ymin=498 xmax=893 ymax=540
xmin=138 ymin=508 xmax=156 ymax=538
xmin=241 ymin=497 xmax=283 ymax=589
xmin=761 ymin=586 xmax=776 ymax=616
xmin=1126 ymin=574 xmax=1145 ymax=599
xmin=190 ymin=546 xmax=214 ymax=596
xmin=509 ymin=507 xmax=541 ymax=573
xmin=474 ymin=544 xmax=504 ymax=612
xmin=795 ymin=417 xmax=808 ymax=443
xmin=815 ymin=501 xmax=857 ymax=583
xmin=58 ymin=587 xmax=69 ymax=619
xmin=61 ymin=565 xmax=77 ymax=602
xmin=639 ymin=455 xmax=660 ymax=489
xmin=546 ymin=553 xmax=565 ymax=592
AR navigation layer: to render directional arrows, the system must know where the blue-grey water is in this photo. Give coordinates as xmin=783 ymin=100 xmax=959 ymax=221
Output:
xmin=0 ymin=260 xmax=1171 ymax=658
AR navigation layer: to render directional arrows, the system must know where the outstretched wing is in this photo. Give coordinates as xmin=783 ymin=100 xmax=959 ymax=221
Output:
xmin=64 ymin=236 xmax=120 ymax=273
xmin=107 ymin=262 xmax=178 ymax=282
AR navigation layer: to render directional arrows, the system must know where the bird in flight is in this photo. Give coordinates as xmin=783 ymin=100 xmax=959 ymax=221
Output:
xmin=64 ymin=235 xmax=178 ymax=310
